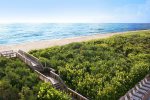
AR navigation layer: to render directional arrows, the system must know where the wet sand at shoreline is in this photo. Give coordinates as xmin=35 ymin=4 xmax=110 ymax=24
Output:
xmin=0 ymin=30 xmax=148 ymax=52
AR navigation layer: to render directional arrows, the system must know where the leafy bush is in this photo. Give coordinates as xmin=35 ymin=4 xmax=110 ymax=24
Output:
xmin=37 ymin=83 xmax=71 ymax=100
xmin=0 ymin=57 xmax=71 ymax=100
xmin=30 ymin=30 xmax=150 ymax=100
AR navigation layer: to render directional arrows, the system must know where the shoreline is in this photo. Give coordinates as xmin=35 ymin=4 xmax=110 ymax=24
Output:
xmin=0 ymin=30 xmax=149 ymax=52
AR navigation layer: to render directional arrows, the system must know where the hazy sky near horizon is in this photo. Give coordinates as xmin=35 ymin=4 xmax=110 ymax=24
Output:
xmin=0 ymin=0 xmax=150 ymax=23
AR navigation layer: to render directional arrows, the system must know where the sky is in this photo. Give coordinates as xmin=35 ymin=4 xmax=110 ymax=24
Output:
xmin=0 ymin=0 xmax=150 ymax=23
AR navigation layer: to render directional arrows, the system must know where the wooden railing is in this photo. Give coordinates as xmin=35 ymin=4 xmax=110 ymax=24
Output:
xmin=50 ymin=71 xmax=67 ymax=89
xmin=67 ymin=88 xmax=88 ymax=100
xmin=18 ymin=50 xmax=43 ymax=71
xmin=17 ymin=53 xmax=35 ymax=70
xmin=18 ymin=50 xmax=43 ymax=68
xmin=34 ymin=70 xmax=53 ymax=84
xmin=0 ymin=50 xmax=13 ymax=55
xmin=0 ymin=50 xmax=17 ymax=58
xmin=50 ymin=71 xmax=88 ymax=100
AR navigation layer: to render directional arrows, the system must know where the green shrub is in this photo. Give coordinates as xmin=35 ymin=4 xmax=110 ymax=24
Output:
xmin=30 ymin=30 xmax=150 ymax=100
xmin=0 ymin=57 xmax=71 ymax=100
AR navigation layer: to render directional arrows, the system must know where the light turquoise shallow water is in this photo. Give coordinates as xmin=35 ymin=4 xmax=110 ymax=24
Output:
xmin=0 ymin=23 xmax=150 ymax=45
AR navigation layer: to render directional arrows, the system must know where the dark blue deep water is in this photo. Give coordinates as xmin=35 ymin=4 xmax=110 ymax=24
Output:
xmin=0 ymin=23 xmax=150 ymax=45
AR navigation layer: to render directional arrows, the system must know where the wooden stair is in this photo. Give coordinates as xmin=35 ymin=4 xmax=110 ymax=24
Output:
xmin=120 ymin=76 xmax=150 ymax=100
xmin=53 ymin=82 xmax=65 ymax=91
xmin=17 ymin=50 xmax=44 ymax=72
xmin=16 ymin=50 xmax=88 ymax=100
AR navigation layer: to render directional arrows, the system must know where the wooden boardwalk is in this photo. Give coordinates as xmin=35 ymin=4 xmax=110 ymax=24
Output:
xmin=0 ymin=50 xmax=88 ymax=100
xmin=0 ymin=50 xmax=17 ymax=58
xmin=120 ymin=75 xmax=150 ymax=100
xmin=17 ymin=50 xmax=44 ymax=71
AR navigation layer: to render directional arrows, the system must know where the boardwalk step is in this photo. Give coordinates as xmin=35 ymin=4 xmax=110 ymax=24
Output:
xmin=120 ymin=78 xmax=150 ymax=100
xmin=135 ymin=86 xmax=147 ymax=95
xmin=130 ymin=89 xmax=143 ymax=99
xmin=141 ymin=80 xmax=150 ymax=88
xmin=54 ymin=83 xmax=64 ymax=90
xmin=139 ymin=83 xmax=150 ymax=91
xmin=128 ymin=92 xmax=141 ymax=100
xmin=144 ymin=78 xmax=150 ymax=84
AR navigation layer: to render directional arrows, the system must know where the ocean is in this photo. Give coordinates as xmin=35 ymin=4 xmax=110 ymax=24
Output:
xmin=0 ymin=23 xmax=150 ymax=45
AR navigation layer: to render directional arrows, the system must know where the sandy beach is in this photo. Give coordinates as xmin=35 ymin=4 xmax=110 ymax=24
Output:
xmin=0 ymin=30 xmax=147 ymax=52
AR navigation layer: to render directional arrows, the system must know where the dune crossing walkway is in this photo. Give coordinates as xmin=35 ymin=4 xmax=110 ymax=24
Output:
xmin=17 ymin=50 xmax=44 ymax=71
xmin=120 ymin=76 xmax=150 ymax=100
xmin=0 ymin=50 xmax=88 ymax=100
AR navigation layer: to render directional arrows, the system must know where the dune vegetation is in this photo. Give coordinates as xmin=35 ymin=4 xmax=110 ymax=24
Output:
xmin=0 ymin=57 xmax=71 ymax=100
xmin=30 ymin=30 xmax=150 ymax=100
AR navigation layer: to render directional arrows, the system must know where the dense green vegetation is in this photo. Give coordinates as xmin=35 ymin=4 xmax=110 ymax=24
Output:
xmin=30 ymin=30 xmax=150 ymax=100
xmin=0 ymin=57 xmax=71 ymax=100
xmin=38 ymin=83 xmax=71 ymax=100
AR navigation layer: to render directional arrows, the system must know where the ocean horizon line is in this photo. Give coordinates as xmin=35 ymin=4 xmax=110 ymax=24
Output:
xmin=0 ymin=23 xmax=150 ymax=45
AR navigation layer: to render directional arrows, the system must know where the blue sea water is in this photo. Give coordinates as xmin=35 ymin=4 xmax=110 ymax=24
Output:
xmin=0 ymin=23 xmax=150 ymax=45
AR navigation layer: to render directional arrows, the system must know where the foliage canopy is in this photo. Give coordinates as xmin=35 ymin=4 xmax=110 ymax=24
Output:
xmin=30 ymin=30 xmax=150 ymax=100
xmin=0 ymin=57 xmax=71 ymax=100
